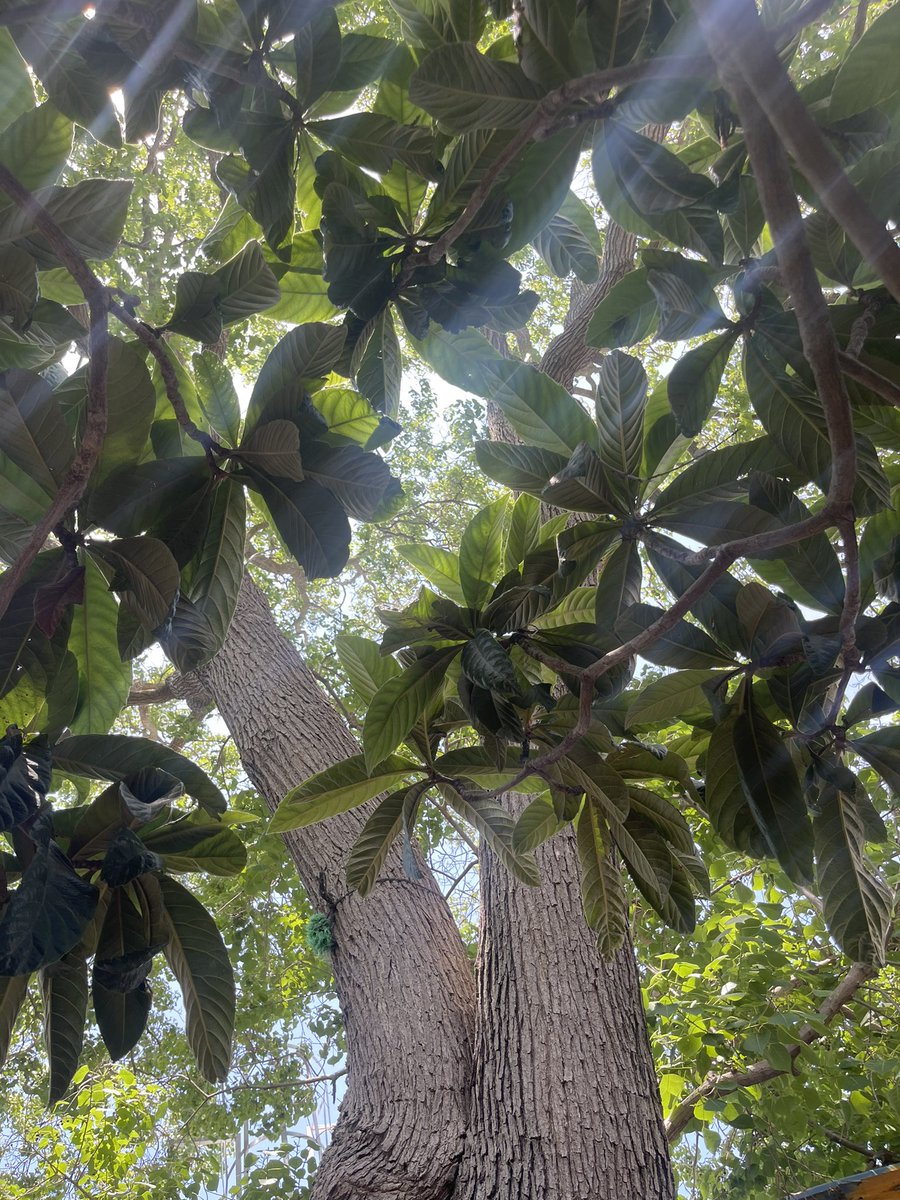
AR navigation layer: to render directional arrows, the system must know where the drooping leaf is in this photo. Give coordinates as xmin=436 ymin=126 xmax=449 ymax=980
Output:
xmin=444 ymin=784 xmax=541 ymax=886
xmin=615 ymin=603 xmax=734 ymax=669
xmin=363 ymin=645 xmax=462 ymax=770
xmin=140 ymin=819 xmax=247 ymax=877
xmin=41 ymin=946 xmax=90 ymax=1104
xmin=594 ymin=350 xmax=647 ymax=506
xmin=89 ymin=538 xmax=179 ymax=632
xmin=0 ymin=972 xmax=29 ymax=1069
xmin=513 ymin=795 xmax=565 ymax=854
xmin=52 ymin=735 xmax=226 ymax=815
xmin=585 ymin=268 xmax=658 ymax=350
xmin=0 ymin=368 xmax=73 ymax=499
xmin=703 ymin=715 xmax=769 ymax=857
xmin=67 ymin=556 xmax=131 ymax=737
xmin=733 ymin=700 xmax=814 ymax=885
xmin=667 ymin=329 xmax=738 ymax=438
xmin=576 ymin=795 xmax=628 ymax=956
xmin=248 ymin=472 xmax=351 ymax=580
xmin=346 ymin=788 xmax=410 ymax=896
xmin=334 ymin=633 xmax=401 ymax=704
xmin=0 ymin=841 xmax=98 ymax=976
xmin=594 ymin=538 xmax=642 ymax=624
xmin=159 ymin=876 xmax=234 ymax=1083
xmin=458 ymin=496 xmax=509 ymax=609
xmin=270 ymin=753 xmax=423 ymax=833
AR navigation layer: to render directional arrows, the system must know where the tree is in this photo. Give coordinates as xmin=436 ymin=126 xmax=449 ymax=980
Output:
xmin=0 ymin=1 xmax=898 ymax=1197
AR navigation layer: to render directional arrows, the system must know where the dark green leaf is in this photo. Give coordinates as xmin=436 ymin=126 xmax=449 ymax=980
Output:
xmin=576 ymin=796 xmax=628 ymax=956
xmin=458 ymin=497 xmax=509 ymax=609
xmin=270 ymin=753 xmax=422 ymax=833
xmin=595 ymin=350 xmax=647 ymax=505
xmin=159 ymin=876 xmax=234 ymax=1083
xmin=90 ymin=538 xmax=179 ymax=631
xmin=0 ymin=841 xmax=98 ymax=976
xmin=595 ymin=538 xmax=642 ymax=624
xmin=248 ymin=472 xmax=351 ymax=580
xmin=667 ymin=329 xmax=738 ymax=438
xmin=346 ymin=788 xmax=409 ymax=896
xmin=585 ymin=267 xmax=658 ymax=350
xmin=615 ymin=603 xmax=734 ymax=669
xmin=363 ymin=645 xmax=462 ymax=770
xmin=0 ymin=368 xmax=73 ymax=498
xmin=461 ymin=630 xmax=520 ymax=696
xmin=409 ymin=41 xmax=544 ymax=133
xmin=703 ymin=715 xmax=769 ymax=857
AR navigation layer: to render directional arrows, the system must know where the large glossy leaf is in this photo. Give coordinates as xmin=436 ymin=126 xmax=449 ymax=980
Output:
xmin=461 ymin=630 xmax=520 ymax=696
xmin=0 ymin=841 xmax=98 ymax=976
xmin=159 ymin=876 xmax=234 ymax=1083
xmin=310 ymin=113 xmax=438 ymax=178
xmin=245 ymin=322 xmax=347 ymax=436
xmin=363 ymin=645 xmax=462 ymax=770
xmin=502 ymin=125 xmax=584 ymax=252
xmin=594 ymin=351 xmax=647 ymax=505
xmin=513 ymin=795 xmax=566 ymax=855
xmin=829 ymin=2 xmax=900 ymax=119
xmin=141 ymin=819 xmax=246 ymax=877
xmin=41 ymin=930 xmax=94 ymax=1104
xmin=52 ymin=735 xmax=226 ymax=815
xmin=10 ymin=180 xmax=133 ymax=266
xmin=303 ymin=444 xmax=395 ymax=521
xmin=0 ymin=972 xmax=28 ymax=1068
xmin=397 ymin=543 xmax=465 ymax=604
xmin=615 ymin=603 xmax=734 ymax=669
xmin=0 ymin=368 xmax=73 ymax=498
xmin=0 ymin=30 xmax=34 ymax=133
xmin=813 ymin=784 xmax=891 ymax=964
xmin=87 ymin=458 xmax=213 ymax=539
xmin=182 ymin=476 xmax=246 ymax=661
xmin=356 ymin=309 xmax=402 ymax=420
xmin=584 ymin=0 xmax=651 ymax=67
xmin=594 ymin=539 xmax=642 ymax=624
xmin=192 ymin=352 xmax=242 ymax=446
xmin=576 ymin=796 xmax=628 ymax=955
xmin=249 ymin=472 xmax=351 ymax=580
xmin=67 ymin=556 xmax=131 ymax=737
xmin=334 ymin=633 xmax=401 ymax=704
xmin=533 ymin=191 xmax=602 ymax=282
xmin=703 ymin=715 xmax=769 ymax=857
xmin=475 ymin=441 xmax=568 ymax=495
xmin=645 ymin=255 xmax=729 ymax=341
xmin=0 ymin=101 xmax=72 ymax=194
xmin=851 ymin=727 xmax=900 ymax=797
xmin=585 ymin=268 xmax=658 ymax=350
xmin=476 ymin=359 xmax=597 ymax=455
xmin=626 ymin=669 xmax=725 ymax=729
xmin=409 ymin=41 xmax=544 ymax=133
xmin=733 ymin=702 xmax=814 ymax=885
xmin=647 ymin=536 xmax=748 ymax=654
xmin=667 ymin=329 xmax=739 ymax=438
xmin=92 ymin=878 xmax=164 ymax=1059
xmin=458 ymin=497 xmax=509 ymax=609
xmin=649 ymin=437 xmax=789 ymax=515
xmin=90 ymin=537 xmax=179 ymax=632
xmin=271 ymin=753 xmax=422 ymax=833
xmin=444 ymin=785 xmax=541 ymax=885
xmin=602 ymin=122 xmax=713 ymax=213
xmin=345 ymin=788 xmax=411 ymax=896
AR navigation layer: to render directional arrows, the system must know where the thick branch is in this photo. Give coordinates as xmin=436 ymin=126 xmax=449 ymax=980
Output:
xmin=700 ymin=0 xmax=900 ymax=304
xmin=664 ymin=961 xmax=878 ymax=1142
xmin=0 ymin=166 xmax=109 ymax=621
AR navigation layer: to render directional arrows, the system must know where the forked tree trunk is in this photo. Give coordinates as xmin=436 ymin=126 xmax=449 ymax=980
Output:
xmin=200 ymin=577 xmax=475 ymax=1200
xmin=453 ymin=801 xmax=674 ymax=1200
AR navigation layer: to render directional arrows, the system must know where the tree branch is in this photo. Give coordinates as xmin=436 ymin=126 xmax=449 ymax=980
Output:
xmin=664 ymin=961 xmax=878 ymax=1142
xmin=700 ymin=0 xmax=900 ymax=305
xmin=837 ymin=352 xmax=900 ymax=409
xmin=0 ymin=165 xmax=109 ymax=622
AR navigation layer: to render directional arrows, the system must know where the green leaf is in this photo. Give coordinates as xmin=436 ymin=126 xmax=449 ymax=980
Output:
xmin=0 ymin=368 xmax=73 ymax=498
xmin=159 ymin=876 xmax=234 ymax=1083
xmin=594 ymin=538 xmax=642 ymax=624
xmin=0 ymin=102 xmax=72 ymax=195
xmin=409 ymin=41 xmax=545 ymax=133
xmin=309 ymin=113 xmax=438 ymax=178
xmin=585 ymin=267 xmax=658 ymax=350
xmin=474 ymin=441 xmax=567 ymax=495
xmin=0 ymin=841 xmax=98 ymax=976
xmin=335 ymin=633 xmax=401 ymax=704
xmin=851 ymin=727 xmax=900 ymax=797
xmin=814 ymin=784 xmax=892 ymax=964
xmin=234 ymin=420 xmax=304 ymax=481
xmin=444 ymin=785 xmax=541 ymax=886
xmin=650 ymin=436 xmax=789 ymax=515
xmin=302 ymin=444 xmax=396 ymax=521
xmin=271 ymin=753 xmax=422 ymax=833
xmin=576 ymin=796 xmax=628 ymax=956
xmin=461 ymin=630 xmax=520 ymax=695
xmin=68 ymin=556 xmax=131 ymax=736
xmin=181 ymin=477 xmax=246 ymax=664
xmin=703 ymin=715 xmax=769 ymax=857
xmin=533 ymin=192 xmax=602 ymax=282
xmin=829 ymin=3 xmax=900 ymax=119
xmin=645 ymin=256 xmax=729 ymax=341
xmin=602 ymin=122 xmax=713 ymax=213
xmin=141 ymin=819 xmax=247 ymax=877
xmin=502 ymin=125 xmax=584 ymax=252
xmin=363 ymin=645 xmax=462 ymax=771
xmin=397 ymin=543 xmax=465 ymax=604
xmin=584 ymin=0 xmax=651 ymax=67
xmin=9 ymin=180 xmax=133 ymax=266
xmin=733 ymin=701 xmax=813 ymax=885
xmin=615 ymin=603 xmax=734 ymax=669
xmin=52 ymin=734 xmax=226 ymax=815
xmin=90 ymin=537 xmax=179 ymax=632
xmin=245 ymin=322 xmax=347 ymax=436
xmin=356 ymin=309 xmax=402 ymax=420
xmin=92 ymin=879 xmax=162 ymax=1060
xmin=311 ymin=387 xmax=381 ymax=446
xmin=41 ymin=946 xmax=89 ymax=1104
xmin=667 ymin=330 xmax=738 ymax=438
xmin=0 ymin=972 xmax=28 ymax=1068
xmin=87 ymin=457 xmax=212 ymax=540
xmin=505 ymin=493 xmax=543 ymax=571
xmin=647 ymin=535 xmax=748 ymax=654
xmin=0 ymin=30 xmax=34 ymax=133
xmin=249 ymin=472 xmax=351 ymax=581
xmin=626 ymin=669 xmax=725 ymax=729
xmin=595 ymin=350 xmax=647 ymax=505
xmin=214 ymin=241 xmax=281 ymax=325
xmin=458 ymin=496 xmax=509 ymax=609
xmin=476 ymin=359 xmax=597 ymax=455
xmin=346 ymin=788 xmax=411 ymax=896
xmin=513 ymin=795 xmax=565 ymax=854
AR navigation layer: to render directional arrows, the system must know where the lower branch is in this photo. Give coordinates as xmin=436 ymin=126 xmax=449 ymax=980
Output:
xmin=665 ymin=962 xmax=878 ymax=1142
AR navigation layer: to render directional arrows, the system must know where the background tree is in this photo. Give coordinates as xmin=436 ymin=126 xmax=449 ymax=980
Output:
xmin=0 ymin=1 xmax=898 ymax=1198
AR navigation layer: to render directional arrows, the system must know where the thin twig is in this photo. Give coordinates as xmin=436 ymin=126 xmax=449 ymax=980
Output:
xmin=664 ymin=961 xmax=877 ymax=1142
xmin=837 ymin=352 xmax=900 ymax=409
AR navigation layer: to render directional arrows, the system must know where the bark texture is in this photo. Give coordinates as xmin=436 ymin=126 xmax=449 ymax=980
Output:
xmin=456 ymin=207 xmax=676 ymax=1198
xmin=200 ymin=577 xmax=475 ymax=1200
xmin=454 ymin=800 xmax=674 ymax=1200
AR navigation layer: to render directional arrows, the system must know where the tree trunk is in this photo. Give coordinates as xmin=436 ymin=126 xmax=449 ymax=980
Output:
xmin=455 ymin=209 xmax=676 ymax=1198
xmin=200 ymin=576 xmax=475 ymax=1200
xmin=453 ymin=799 xmax=674 ymax=1200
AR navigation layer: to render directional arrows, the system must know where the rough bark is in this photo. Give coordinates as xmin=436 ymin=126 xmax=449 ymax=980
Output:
xmin=200 ymin=576 xmax=475 ymax=1200
xmin=455 ymin=207 xmax=676 ymax=1198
